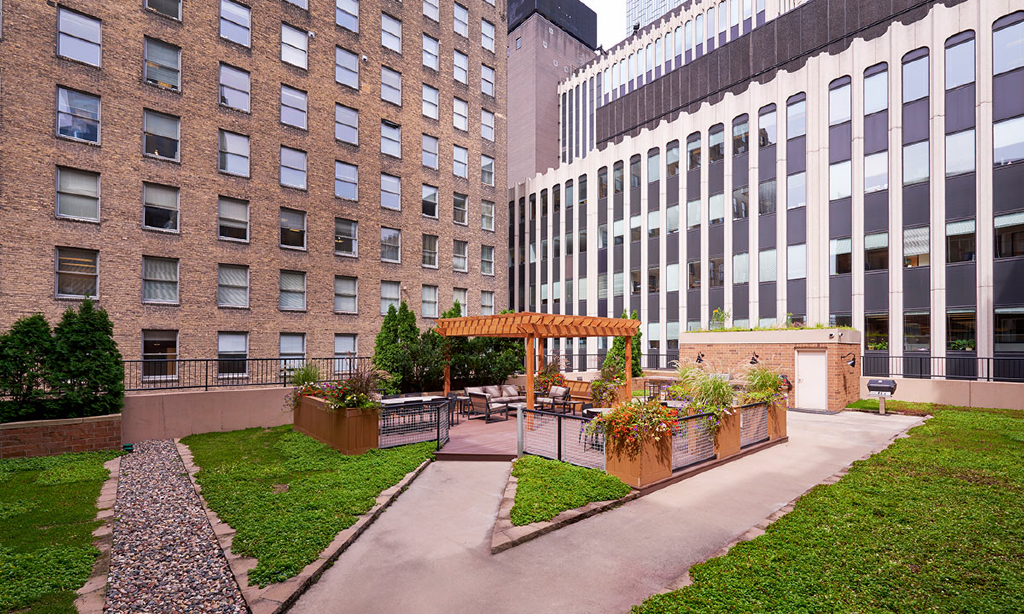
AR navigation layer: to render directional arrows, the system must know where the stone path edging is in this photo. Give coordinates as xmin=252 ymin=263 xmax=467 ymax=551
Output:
xmin=176 ymin=440 xmax=433 ymax=614
xmin=659 ymin=415 xmax=928 ymax=593
xmin=74 ymin=456 xmax=120 ymax=614
xmin=490 ymin=468 xmax=641 ymax=554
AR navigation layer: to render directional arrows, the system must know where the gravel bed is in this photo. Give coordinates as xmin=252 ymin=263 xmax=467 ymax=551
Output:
xmin=106 ymin=439 xmax=246 ymax=613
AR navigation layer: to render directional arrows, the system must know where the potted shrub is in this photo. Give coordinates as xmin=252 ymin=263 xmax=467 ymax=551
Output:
xmin=585 ymin=397 xmax=680 ymax=488
xmin=535 ymin=360 xmax=567 ymax=394
xmin=292 ymin=366 xmax=382 ymax=455
xmin=740 ymin=365 xmax=787 ymax=441
xmin=589 ymin=361 xmax=625 ymax=407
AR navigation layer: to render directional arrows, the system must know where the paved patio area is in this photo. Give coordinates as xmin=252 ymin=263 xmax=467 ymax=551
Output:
xmin=291 ymin=410 xmax=925 ymax=614
xmin=436 ymin=413 xmax=517 ymax=460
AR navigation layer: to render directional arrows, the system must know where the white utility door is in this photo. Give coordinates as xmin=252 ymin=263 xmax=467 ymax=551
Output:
xmin=795 ymin=350 xmax=828 ymax=411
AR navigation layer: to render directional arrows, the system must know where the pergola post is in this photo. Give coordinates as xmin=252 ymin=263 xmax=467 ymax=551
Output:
xmin=444 ymin=363 xmax=451 ymax=396
xmin=625 ymin=335 xmax=633 ymax=399
xmin=525 ymin=335 xmax=535 ymax=411
xmin=537 ymin=339 xmax=545 ymax=370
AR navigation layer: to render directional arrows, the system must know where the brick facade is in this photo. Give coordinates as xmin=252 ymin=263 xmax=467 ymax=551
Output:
xmin=0 ymin=0 xmax=507 ymax=360
xmin=0 ymin=414 xmax=122 ymax=458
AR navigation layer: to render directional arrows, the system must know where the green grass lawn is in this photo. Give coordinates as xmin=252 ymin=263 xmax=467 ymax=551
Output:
xmin=510 ymin=455 xmax=631 ymax=526
xmin=0 ymin=450 xmax=121 ymax=614
xmin=634 ymin=406 xmax=1024 ymax=613
xmin=181 ymin=426 xmax=435 ymax=587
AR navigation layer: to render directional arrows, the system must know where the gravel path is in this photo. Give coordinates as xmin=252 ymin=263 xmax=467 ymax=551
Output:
xmin=106 ymin=440 xmax=246 ymax=614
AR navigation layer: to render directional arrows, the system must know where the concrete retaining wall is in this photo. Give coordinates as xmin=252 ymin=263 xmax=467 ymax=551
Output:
xmin=0 ymin=414 xmax=122 ymax=458
xmin=858 ymin=377 xmax=1024 ymax=410
xmin=122 ymin=387 xmax=292 ymax=443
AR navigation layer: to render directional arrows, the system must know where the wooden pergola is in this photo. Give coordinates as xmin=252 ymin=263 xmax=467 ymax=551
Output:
xmin=434 ymin=312 xmax=641 ymax=410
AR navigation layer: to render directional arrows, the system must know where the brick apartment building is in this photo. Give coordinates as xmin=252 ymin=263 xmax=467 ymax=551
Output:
xmin=0 ymin=0 xmax=508 ymax=370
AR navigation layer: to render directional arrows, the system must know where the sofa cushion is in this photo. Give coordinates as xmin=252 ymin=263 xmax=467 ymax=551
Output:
xmin=500 ymin=385 xmax=519 ymax=397
xmin=550 ymin=386 xmax=569 ymax=400
xmin=465 ymin=386 xmax=486 ymax=397
xmin=501 ymin=395 xmax=526 ymax=403
xmin=483 ymin=385 xmax=503 ymax=399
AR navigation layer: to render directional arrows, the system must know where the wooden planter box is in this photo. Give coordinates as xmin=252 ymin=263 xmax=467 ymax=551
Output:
xmin=768 ymin=401 xmax=787 ymax=440
xmin=293 ymin=395 xmax=379 ymax=455
xmin=605 ymin=435 xmax=672 ymax=488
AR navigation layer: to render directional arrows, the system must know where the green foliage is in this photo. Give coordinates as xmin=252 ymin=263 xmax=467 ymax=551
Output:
xmin=742 ymin=365 xmax=785 ymax=405
xmin=0 ymin=450 xmax=121 ymax=612
xmin=602 ymin=310 xmax=643 ymax=378
xmin=633 ymin=408 xmax=1024 ymax=614
xmin=534 ymin=360 xmax=567 ymax=393
xmin=585 ymin=397 xmax=682 ymax=457
xmin=590 ymin=361 xmax=625 ymax=406
xmin=949 ymin=338 xmax=976 ymax=351
xmin=47 ymin=300 xmax=124 ymax=419
xmin=510 ymin=456 xmax=630 ymax=526
xmin=182 ymin=427 xmax=435 ymax=586
xmin=0 ymin=314 xmax=54 ymax=423
xmin=710 ymin=308 xmax=730 ymax=329
xmin=867 ymin=341 xmax=889 ymax=350
xmin=288 ymin=363 xmax=322 ymax=387
xmin=372 ymin=303 xmax=407 ymax=394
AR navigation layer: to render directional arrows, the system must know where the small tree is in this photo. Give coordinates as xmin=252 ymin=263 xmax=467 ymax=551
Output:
xmin=47 ymin=300 xmax=123 ymax=418
xmin=0 ymin=313 xmax=54 ymax=422
xmin=373 ymin=304 xmax=405 ymax=394
xmin=602 ymin=310 xmax=643 ymax=378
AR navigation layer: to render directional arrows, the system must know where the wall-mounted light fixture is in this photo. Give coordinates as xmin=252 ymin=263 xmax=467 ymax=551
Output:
xmin=842 ymin=352 xmax=856 ymax=368
xmin=695 ymin=352 xmax=705 ymax=364
xmin=750 ymin=352 xmax=760 ymax=365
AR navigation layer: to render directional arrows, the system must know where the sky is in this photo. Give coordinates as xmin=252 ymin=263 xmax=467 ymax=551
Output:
xmin=581 ymin=0 xmax=629 ymax=50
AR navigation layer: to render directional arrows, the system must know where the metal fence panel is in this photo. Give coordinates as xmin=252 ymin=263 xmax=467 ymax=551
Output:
xmin=860 ymin=355 xmax=1024 ymax=383
xmin=739 ymin=404 xmax=769 ymax=448
xmin=521 ymin=409 xmax=605 ymax=470
xmin=379 ymin=399 xmax=450 ymax=449
xmin=671 ymin=413 xmax=716 ymax=470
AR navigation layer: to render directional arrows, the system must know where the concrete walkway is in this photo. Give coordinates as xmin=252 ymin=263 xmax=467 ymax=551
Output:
xmin=292 ymin=411 xmax=925 ymax=614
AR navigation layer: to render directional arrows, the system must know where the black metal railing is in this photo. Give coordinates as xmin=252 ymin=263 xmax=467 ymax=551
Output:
xmin=378 ymin=398 xmax=450 ymax=449
xmin=122 ymin=356 xmax=374 ymax=391
xmin=520 ymin=408 xmax=605 ymax=470
xmin=538 ymin=353 xmax=680 ymax=372
xmin=861 ymin=354 xmax=1024 ymax=382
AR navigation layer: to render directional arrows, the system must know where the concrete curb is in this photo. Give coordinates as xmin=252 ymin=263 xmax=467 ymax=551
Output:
xmin=74 ymin=456 xmax=120 ymax=614
xmin=490 ymin=465 xmax=641 ymax=555
xmin=176 ymin=439 xmax=433 ymax=614
xmin=658 ymin=413 xmax=929 ymax=593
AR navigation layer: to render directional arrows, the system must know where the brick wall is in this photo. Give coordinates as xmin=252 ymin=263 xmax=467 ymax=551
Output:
xmin=0 ymin=414 xmax=122 ymax=459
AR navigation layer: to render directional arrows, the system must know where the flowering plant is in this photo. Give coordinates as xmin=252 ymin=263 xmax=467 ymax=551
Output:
xmin=292 ymin=365 xmax=382 ymax=412
xmin=535 ymin=370 xmax=567 ymax=394
xmin=584 ymin=397 xmax=681 ymax=458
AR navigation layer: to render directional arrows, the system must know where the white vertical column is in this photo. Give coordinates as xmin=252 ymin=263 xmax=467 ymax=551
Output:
xmin=930 ymin=12 xmax=948 ymax=366
xmin=975 ymin=2 xmax=995 ymax=363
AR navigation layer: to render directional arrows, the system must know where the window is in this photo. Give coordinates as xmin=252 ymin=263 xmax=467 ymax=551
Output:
xmin=381 ymin=173 xmax=401 ymax=210
xmin=904 ymin=312 xmax=930 ymax=351
xmin=733 ymin=117 xmax=749 ymax=155
xmin=421 ymin=184 xmax=439 ymax=217
xmin=422 ymin=234 xmax=438 ymax=268
xmin=829 ymin=161 xmax=852 ymax=200
xmin=648 ymin=267 xmax=660 ymax=293
xmin=733 ymin=253 xmax=749 ymax=284
xmin=422 ymin=285 xmax=439 ymax=317
xmin=829 ymin=80 xmax=851 ymax=125
xmin=482 ymin=65 xmax=495 ymax=96
xmin=280 ymin=208 xmax=306 ymax=249
xmin=329 ymin=276 xmax=358 ymax=313
xmin=280 ymin=334 xmax=305 ymax=369
xmin=903 ymin=141 xmax=930 ymax=184
xmin=787 ymin=97 xmax=806 ymax=138
xmin=423 ymin=0 xmax=439 ymax=21
xmin=381 ymin=66 xmax=402 ymax=105
xmin=57 ymin=88 xmax=99 ymax=143
xmin=481 ymin=109 xmax=495 ymax=141
xmin=629 ymin=215 xmax=642 ymax=242
xmin=335 ymin=218 xmax=358 ymax=256
xmin=647 ymin=150 xmax=660 ymax=183
xmin=598 ymin=167 xmax=608 ymax=198
xmin=865 ymin=232 xmax=889 ymax=270
xmin=758 ymin=179 xmax=776 ymax=215
xmin=946 ymin=219 xmax=976 ymax=263
xmin=454 ymin=4 xmax=468 ymax=37
xmin=422 ymin=84 xmax=439 ymax=119
xmin=946 ymin=130 xmax=975 ymax=176
xmin=903 ymin=53 xmax=929 ymax=103
xmin=453 ymin=145 xmax=468 ymax=177
xmin=829 ymin=238 xmax=852 ymax=275
xmin=381 ymin=227 xmax=401 ymax=262
xmin=335 ymin=105 xmax=358 ymax=145
xmin=56 ymin=167 xmax=99 ymax=220
xmin=994 ymin=17 xmax=1024 ymax=76
xmin=864 ymin=66 xmax=888 ymax=114
xmin=759 ymin=106 xmax=777 ymax=146
xmin=453 ymin=239 xmax=468 ymax=271
xmin=994 ymin=116 xmax=1024 ymax=165
xmin=732 ymin=186 xmax=749 ymax=219
xmin=787 ymin=244 xmax=806 ymax=280
xmin=666 ymin=140 xmax=680 ymax=176
xmin=142 ymin=330 xmax=178 ymax=380
xmin=995 ymin=308 xmax=1024 ymax=352
xmin=686 ymin=134 xmax=701 ymax=170
xmin=217 ymin=332 xmax=248 ymax=375
xmin=142 ymin=110 xmax=179 ymax=161
xmin=335 ymin=47 xmax=359 ymax=89
xmin=336 ymin=0 xmax=358 ymax=32
xmin=454 ymin=50 xmax=468 ymax=83
xmin=665 ymin=263 xmax=679 ymax=292
xmin=709 ymin=127 xmax=725 ymax=163
xmin=709 ymin=194 xmax=725 ymax=225
xmin=217 ymin=131 xmax=250 ymax=176
xmin=218 ymin=197 xmax=248 ymax=241
xmin=147 ymin=0 xmax=180 ymax=19
xmin=481 ymin=155 xmax=494 ymax=186
xmin=482 ymin=200 xmax=494 ymax=230
xmin=787 ymin=172 xmax=806 ymax=209
xmin=709 ymin=257 xmax=724 ymax=287
xmin=58 ymin=8 xmax=101 ymax=66
xmin=454 ymin=97 xmax=468 ymax=130
xmin=904 ymin=226 xmax=930 ymax=267
xmin=598 ymin=273 xmax=608 ymax=298
xmin=865 ymin=151 xmax=888 ymax=193
xmin=217 ymin=264 xmax=248 ymax=307
xmin=334 ymin=161 xmax=358 ymax=200
xmin=381 ymin=121 xmax=401 ymax=157
xmin=613 ymin=219 xmax=625 ymax=245
xmin=613 ymin=272 xmax=624 ymax=296
xmin=943 ymin=310 xmax=975 ymax=352
xmin=759 ymin=249 xmax=776 ymax=282
xmin=219 ymin=64 xmax=250 ymax=111
xmin=281 ymin=24 xmax=308 ymax=69
xmin=140 ymin=257 xmax=177 ymax=303
xmin=613 ymin=162 xmax=624 ymax=194
xmin=280 ymin=147 xmax=307 ymax=189
xmin=382 ymin=14 xmax=401 ymax=52
xmin=482 ymin=20 xmax=495 ymax=52
xmin=421 ymin=134 xmax=439 ymax=169
xmin=481 ymin=291 xmax=494 ymax=315
xmin=453 ymin=192 xmax=468 ymax=224
xmin=142 ymin=183 xmax=178 ymax=231
xmin=334 ymin=335 xmax=357 ymax=373
xmin=220 ymin=0 xmax=251 ymax=47
xmin=666 ymin=205 xmax=680 ymax=233
xmin=381 ymin=281 xmax=400 ymax=314
xmin=279 ymin=271 xmax=306 ymax=310
xmin=144 ymin=38 xmax=180 ymax=90
xmin=286 ymin=0 xmax=308 ymax=9
xmin=56 ymin=247 xmax=98 ymax=298
xmin=945 ymin=35 xmax=975 ymax=90
xmin=687 ymin=260 xmax=701 ymax=289
xmin=995 ymin=212 xmax=1024 ymax=258
xmin=686 ymin=199 xmax=700 ymax=228
xmin=280 ymin=85 xmax=307 ymax=129
xmin=423 ymin=34 xmax=439 ymax=70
